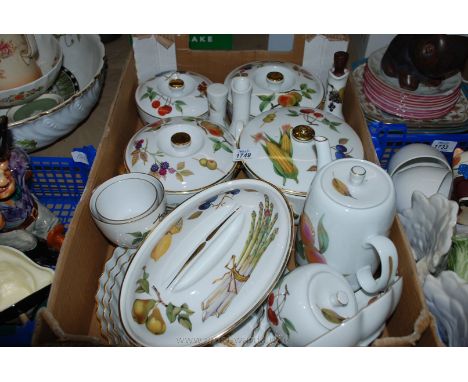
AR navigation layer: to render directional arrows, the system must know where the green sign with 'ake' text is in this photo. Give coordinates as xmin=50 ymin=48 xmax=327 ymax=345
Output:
xmin=189 ymin=35 xmax=233 ymax=50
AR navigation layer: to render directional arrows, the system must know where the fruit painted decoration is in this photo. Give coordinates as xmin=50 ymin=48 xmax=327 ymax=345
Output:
xmin=298 ymin=213 xmax=327 ymax=264
xmin=132 ymin=266 xmax=194 ymax=335
xmin=256 ymin=128 xmax=298 ymax=186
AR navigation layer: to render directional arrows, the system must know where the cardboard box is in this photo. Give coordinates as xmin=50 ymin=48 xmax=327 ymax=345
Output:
xmin=32 ymin=45 xmax=442 ymax=346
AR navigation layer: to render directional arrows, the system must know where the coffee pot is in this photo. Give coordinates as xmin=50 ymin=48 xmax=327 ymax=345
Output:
xmin=296 ymin=136 xmax=398 ymax=293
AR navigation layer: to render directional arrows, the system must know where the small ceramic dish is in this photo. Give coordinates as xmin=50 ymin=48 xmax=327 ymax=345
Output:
xmin=224 ymin=61 xmax=324 ymax=118
xmin=6 ymin=93 xmax=63 ymax=123
xmin=0 ymin=35 xmax=63 ymax=108
xmin=238 ymin=106 xmax=364 ymax=219
xmin=124 ymin=117 xmax=237 ymax=210
xmin=135 ymin=71 xmax=211 ymax=124
xmin=90 ymin=173 xmax=166 ymax=249
xmin=0 ymin=245 xmax=54 ymax=313
xmin=387 ymin=143 xmax=451 ymax=177
xmin=119 ymin=179 xmax=294 ymax=346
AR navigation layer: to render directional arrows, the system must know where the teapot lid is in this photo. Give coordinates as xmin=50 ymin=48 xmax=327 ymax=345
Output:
xmin=308 ymin=266 xmax=357 ymax=330
xmin=135 ymin=71 xmax=211 ymax=119
xmin=224 ymin=61 xmax=324 ymax=117
xmin=125 ymin=117 xmax=236 ymax=194
xmin=320 ymin=159 xmax=394 ymax=209
xmin=238 ymin=107 xmax=364 ymax=197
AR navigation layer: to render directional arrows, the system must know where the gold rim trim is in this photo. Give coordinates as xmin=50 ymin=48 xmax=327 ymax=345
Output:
xmin=95 ymin=248 xmax=129 ymax=345
xmin=119 ymin=178 xmax=295 ymax=347
xmin=9 ymin=35 xmax=106 ymax=128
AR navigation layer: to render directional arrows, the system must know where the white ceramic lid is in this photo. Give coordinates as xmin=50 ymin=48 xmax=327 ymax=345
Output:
xmin=135 ymin=71 xmax=211 ymax=119
xmin=320 ymin=159 xmax=393 ymax=209
xmin=119 ymin=179 xmax=294 ymax=346
xmin=224 ymin=61 xmax=324 ymax=117
xmin=239 ymin=107 xmax=364 ymax=196
xmin=125 ymin=117 xmax=236 ymax=194
xmin=308 ymin=267 xmax=357 ymax=330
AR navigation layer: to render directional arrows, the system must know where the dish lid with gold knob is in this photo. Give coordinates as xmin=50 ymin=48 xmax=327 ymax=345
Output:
xmin=135 ymin=71 xmax=211 ymax=119
xmin=125 ymin=117 xmax=237 ymax=195
xmin=224 ymin=61 xmax=324 ymax=117
xmin=238 ymin=107 xmax=364 ymax=197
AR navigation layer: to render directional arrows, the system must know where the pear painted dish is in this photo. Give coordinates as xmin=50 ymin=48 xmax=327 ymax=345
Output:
xmin=224 ymin=61 xmax=324 ymax=118
xmin=119 ymin=179 xmax=294 ymax=346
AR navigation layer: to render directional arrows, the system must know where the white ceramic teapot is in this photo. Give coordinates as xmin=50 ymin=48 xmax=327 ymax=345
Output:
xmin=296 ymin=136 xmax=398 ymax=293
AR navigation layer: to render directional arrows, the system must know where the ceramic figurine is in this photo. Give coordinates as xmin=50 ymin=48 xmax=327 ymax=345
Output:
xmin=325 ymin=51 xmax=349 ymax=119
xmin=0 ymin=116 xmax=65 ymax=252
xmin=381 ymin=34 xmax=468 ymax=91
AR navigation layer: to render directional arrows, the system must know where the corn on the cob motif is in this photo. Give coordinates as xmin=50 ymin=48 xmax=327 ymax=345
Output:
xmin=261 ymin=130 xmax=298 ymax=186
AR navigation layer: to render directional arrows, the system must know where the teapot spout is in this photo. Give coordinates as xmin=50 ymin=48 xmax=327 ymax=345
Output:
xmin=314 ymin=136 xmax=332 ymax=170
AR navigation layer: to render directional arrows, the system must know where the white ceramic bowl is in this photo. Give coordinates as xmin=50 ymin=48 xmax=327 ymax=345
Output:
xmin=2 ymin=35 xmax=105 ymax=152
xmin=90 ymin=173 xmax=166 ymax=249
xmin=387 ymin=143 xmax=451 ymax=177
xmin=268 ymin=264 xmax=358 ymax=346
xmin=392 ymin=165 xmax=453 ymax=213
xmin=0 ymin=35 xmax=63 ymax=108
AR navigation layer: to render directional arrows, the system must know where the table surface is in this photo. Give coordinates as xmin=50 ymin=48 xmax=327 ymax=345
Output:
xmin=34 ymin=35 xmax=132 ymax=157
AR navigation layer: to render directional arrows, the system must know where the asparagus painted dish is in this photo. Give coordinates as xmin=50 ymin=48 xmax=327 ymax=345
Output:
xmin=119 ymin=179 xmax=294 ymax=346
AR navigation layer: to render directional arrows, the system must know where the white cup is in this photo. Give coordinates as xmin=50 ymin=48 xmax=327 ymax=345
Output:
xmin=90 ymin=173 xmax=166 ymax=248
xmin=392 ymin=165 xmax=453 ymax=213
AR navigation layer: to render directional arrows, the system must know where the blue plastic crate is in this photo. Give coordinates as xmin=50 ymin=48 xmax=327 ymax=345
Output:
xmin=369 ymin=121 xmax=468 ymax=170
xmin=28 ymin=156 xmax=90 ymax=229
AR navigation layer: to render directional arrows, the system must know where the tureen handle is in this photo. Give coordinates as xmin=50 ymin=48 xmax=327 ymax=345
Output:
xmin=356 ymin=235 xmax=398 ymax=294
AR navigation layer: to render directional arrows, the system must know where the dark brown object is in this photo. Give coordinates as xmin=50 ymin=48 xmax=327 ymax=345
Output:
xmin=381 ymin=34 xmax=468 ymax=91
xmin=333 ymin=51 xmax=349 ymax=77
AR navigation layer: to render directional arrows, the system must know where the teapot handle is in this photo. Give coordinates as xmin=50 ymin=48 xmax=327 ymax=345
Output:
xmin=356 ymin=235 xmax=398 ymax=294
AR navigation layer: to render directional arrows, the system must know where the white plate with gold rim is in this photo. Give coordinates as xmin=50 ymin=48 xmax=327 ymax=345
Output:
xmin=119 ymin=179 xmax=294 ymax=346
xmin=224 ymin=61 xmax=324 ymax=117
